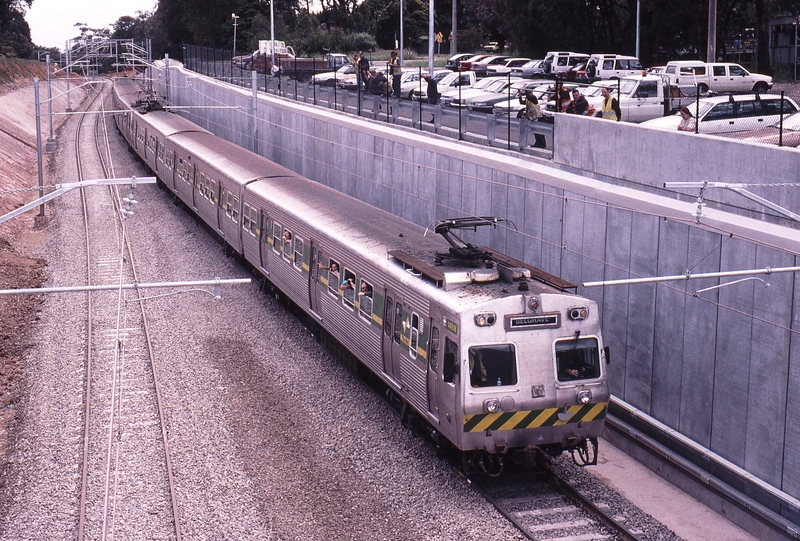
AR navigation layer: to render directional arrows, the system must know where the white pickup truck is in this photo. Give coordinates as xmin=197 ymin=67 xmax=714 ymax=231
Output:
xmin=544 ymin=75 xmax=697 ymax=123
xmin=663 ymin=61 xmax=772 ymax=94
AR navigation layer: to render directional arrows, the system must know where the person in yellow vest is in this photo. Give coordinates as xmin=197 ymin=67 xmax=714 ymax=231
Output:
xmin=596 ymin=87 xmax=621 ymax=121
xmin=388 ymin=49 xmax=402 ymax=98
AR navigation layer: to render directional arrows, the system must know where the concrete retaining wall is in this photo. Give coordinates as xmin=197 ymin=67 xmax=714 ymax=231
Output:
xmin=151 ymin=65 xmax=800 ymax=501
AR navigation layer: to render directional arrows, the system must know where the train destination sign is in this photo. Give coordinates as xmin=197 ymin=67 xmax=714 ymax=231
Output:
xmin=507 ymin=314 xmax=559 ymax=330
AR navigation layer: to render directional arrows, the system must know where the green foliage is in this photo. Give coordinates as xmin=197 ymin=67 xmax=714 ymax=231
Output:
xmin=0 ymin=7 xmax=32 ymax=58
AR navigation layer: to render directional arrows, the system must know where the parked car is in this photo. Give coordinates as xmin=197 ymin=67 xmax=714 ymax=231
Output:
xmin=467 ymin=78 xmax=536 ymax=112
xmin=446 ymin=53 xmax=473 ymax=71
xmin=398 ymin=69 xmax=449 ymax=100
xmin=663 ymin=61 xmax=772 ymax=93
xmin=487 ymin=58 xmax=531 ymax=76
xmin=492 ymin=82 xmax=557 ymax=116
xmin=510 ymin=59 xmax=546 ymax=79
xmin=641 ymin=93 xmax=798 ymax=134
xmin=439 ymin=76 xmax=507 ymax=107
xmin=411 ymin=70 xmax=476 ymax=101
xmin=483 ymin=41 xmax=501 ymax=53
xmin=728 ymin=110 xmax=800 ymax=147
xmin=471 ymin=55 xmax=510 ymax=77
xmin=541 ymin=51 xmax=590 ymax=76
xmin=311 ymin=64 xmax=355 ymax=86
xmin=457 ymin=54 xmax=490 ymax=71
xmin=584 ymin=54 xmax=644 ymax=79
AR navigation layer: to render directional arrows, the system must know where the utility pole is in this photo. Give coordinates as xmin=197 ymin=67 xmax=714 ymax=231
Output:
xmin=451 ymin=0 xmax=457 ymax=55
xmin=707 ymin=0 xmax=717 ymax=62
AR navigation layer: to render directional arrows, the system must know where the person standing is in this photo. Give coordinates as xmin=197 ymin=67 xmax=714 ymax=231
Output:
xmin=359 ymin=51 xmax=370 ymax=92
xmin=597 ymin=87 xmax=621 ymax=121
xmin=522 ymin=91 xmax=546 ymax=148
xmin=424 ymin=74 xmax=439 ymax=123
xmin=388 ymin=49 xmax=402 ymax=99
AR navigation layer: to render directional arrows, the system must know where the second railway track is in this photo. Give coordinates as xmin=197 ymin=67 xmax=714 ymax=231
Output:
xmin=74 ymin=80 xmax=181 ymax=540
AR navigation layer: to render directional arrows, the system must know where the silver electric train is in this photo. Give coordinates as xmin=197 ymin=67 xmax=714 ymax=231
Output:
xmin=112 ymin=77 xmax=610 ymax=475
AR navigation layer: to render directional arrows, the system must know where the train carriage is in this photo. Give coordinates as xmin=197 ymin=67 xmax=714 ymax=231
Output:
xmin=112 ymin=78 xmax=610 ymax=475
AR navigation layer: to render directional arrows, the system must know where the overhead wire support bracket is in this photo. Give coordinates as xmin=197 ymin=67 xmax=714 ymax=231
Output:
xmin=0 ymin=176 xmax=156 ymax=225
xmin=664 ymin=181 xmax=800 ymax=223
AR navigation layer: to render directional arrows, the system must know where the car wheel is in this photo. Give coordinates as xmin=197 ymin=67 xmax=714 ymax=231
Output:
xmin=698 ymin=83 xmax=709 ymax=94
xmin=753 ymin=82 xmax=768 ymax=94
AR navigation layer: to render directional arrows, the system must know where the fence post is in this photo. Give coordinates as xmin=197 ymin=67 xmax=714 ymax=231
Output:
xmin=779 ymin=90 xmax=785 ymax=146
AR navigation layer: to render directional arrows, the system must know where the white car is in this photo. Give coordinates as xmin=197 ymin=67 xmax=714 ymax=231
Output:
xmin=487 ymin=58 xmax=531 ymax=76
xmin=641 ymin=94 xmax=798 ymax=134
xmin=398 ymin=69 xmax=449 ymax=100
xmin=311 ymin=64 xmax=355 ymax=86
xmin=439 ymin=76 xmax=507 ymax=106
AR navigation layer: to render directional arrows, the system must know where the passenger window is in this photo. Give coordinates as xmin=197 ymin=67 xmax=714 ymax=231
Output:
xmin=409 ymin=313 xmax=419 ymax=359
xmin=443 ymin=337 xmax=458 ymax=383
xmin=713 ymin=65 xmax=726 ymax=76
xmin=631 ymin=59 xmax=643 ymax=70
xmin=729 ymin=65 xmax=746 ymax=76
xmin=394 ymin=302 xmax=403 ymax=344
xmin=293 ymin=236 xmax=303 ymax=269
xmin=384 ymin=296 xmax=393 ymax=337
xmin=326 ymin=259 xmax=341 ymax=295
xmin=341 ymin=269 xmax=356 ymax=306
xmin=282 ymin=229 xmax=292 ymax=260
xmin=358 ymin=279 xmax=373 ymax=321
xmin=703 ymin=102 xmax=735 ymax=121
xmin=429 ymin=327 xmax=440 ymax=373
xmin=272 ymin=222 xmax=282 ymax=253
xmin=556 ymin=337 xmax=601 ymax=382
xmin=737 ymin=100 xmax=758 ymax=117
xmin=469 ymin=344 xmax=518 ymax=388
xmin=602 ymin=60 xmax=613 ymax=70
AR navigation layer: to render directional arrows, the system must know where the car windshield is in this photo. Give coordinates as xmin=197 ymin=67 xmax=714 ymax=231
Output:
xmin=485 ymin=79 xmax=509 ymax=92
xmin=619 ymin=79 xmax=639 ymax=94
xmin=777 ymin=112 xmax=800 ymax=130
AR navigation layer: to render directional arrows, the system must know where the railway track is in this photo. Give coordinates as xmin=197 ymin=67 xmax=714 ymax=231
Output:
xmin=73 ymin=80 xmax=181 ymax=540
xmin=470 ymin=463 xmax=643 ymax=541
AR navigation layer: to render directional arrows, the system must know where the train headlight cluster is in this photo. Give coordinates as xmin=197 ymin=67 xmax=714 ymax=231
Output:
xmin=577 ymin=389 xmax=593 ymax=405
xmin=568 ymin=306 xmax=589 ymax=320
xmin=484 ymin=399 xmax=500 ymax=413
xmin=474 ymin=313 xmax=497 ymax=327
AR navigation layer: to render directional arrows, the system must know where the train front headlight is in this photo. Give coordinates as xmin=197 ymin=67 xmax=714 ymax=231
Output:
xmin=484 ymin=399 xmax=500 ymax=413
xmin=568 ymin=306 xmax=589 ymax=320
xmin=474 ymin=313 xmax=496 ymax=327
xmin=577 ymin=389 xmax=592 ymax=405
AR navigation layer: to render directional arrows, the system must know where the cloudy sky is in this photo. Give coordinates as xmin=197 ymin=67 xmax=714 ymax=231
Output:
xmin=27 ymin=0 xmax=157 ymax=49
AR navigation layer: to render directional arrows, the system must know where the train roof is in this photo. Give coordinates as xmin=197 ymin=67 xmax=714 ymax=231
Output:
xmin=246 ymin=174 xmax=575 ymax=297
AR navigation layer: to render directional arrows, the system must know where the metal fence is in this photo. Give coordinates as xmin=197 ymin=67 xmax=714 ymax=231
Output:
xmin=179 ymin=44 xmax=800 ymax=152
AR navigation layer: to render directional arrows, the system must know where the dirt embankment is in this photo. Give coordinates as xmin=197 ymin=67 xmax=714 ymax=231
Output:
xmin=0 ymin=59 xmax=75 ymax=462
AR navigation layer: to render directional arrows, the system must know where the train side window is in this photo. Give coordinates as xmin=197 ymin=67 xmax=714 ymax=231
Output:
xmin=282 ymin=229 xmax=293 ymax=260
xmin=358 ymin=279 xmax=373 ymax=321
xmin=468 ymin=344 xmax=517 ymax=388
xmin=166 ymin=151 xmax=173 ymax=171
xmin=443 ymin=337 xmax=458 ymax=383
xmin=409 ymin=313 xmax=419 ymax=359
xmin=157 ymin=141 xmax=164 ymax=163
xmin=327 ymin=258 xmax=340 ymax=296
xmin=555 ymin=337 xmax=601 ymax=382
xmin=261 ymin=215 xmax=270 ymax=244
xmin=393 ymin=303 xmax=403 ymax=344
xmin=293 ymin=236 xmax=303 ymax=269
xmin=384 ymin=296 xmax=393 ymax=337
xmin=341 ymin=269 xmax=356 ymax=307
xmin=225 ymin=190 xmax=238 ymax=222
xmin=242 ymin=204 xmax=257 ymax=236
xmin=429 ymin=326 xmax=439 ymax=373
xmin=272 ymin=222 xmax=282 ymax=253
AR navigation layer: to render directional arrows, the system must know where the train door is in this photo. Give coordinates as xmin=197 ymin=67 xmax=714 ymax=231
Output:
xmin=381 ymin=289 xmax=403 ymax=384
xmin=308 ymin=243 xmax=320 ymax=314
xmin=259 ymin=212 xmax=270 ymax=271
xmin=429 ymin=305 xmax=458 ymax=436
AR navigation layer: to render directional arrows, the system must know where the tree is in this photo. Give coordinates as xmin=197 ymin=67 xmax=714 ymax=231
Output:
xmin=0 ymin=0 xmax=33 ymax=57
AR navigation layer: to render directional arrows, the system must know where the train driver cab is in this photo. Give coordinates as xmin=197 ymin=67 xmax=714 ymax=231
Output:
xmin=468 ymin=344 xmax=519 ymax=388
xmin=555 ymin=337 xmax=601 ymax=382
